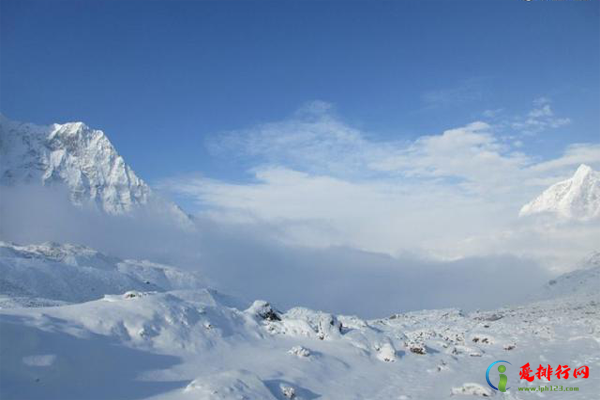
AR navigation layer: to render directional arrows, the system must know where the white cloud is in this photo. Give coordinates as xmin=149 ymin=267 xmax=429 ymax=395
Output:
xmin=160 ymin=101 xmax=599 ymax=269
xmin=210 ymin=105 xmax=531 ymax=196
xmin=162 ymin=167 xmax=496 ymax=256
xmin=0 ymin=184 xmax=555 ymax=317
xmin=369 ymin=121 xmax=532 ymax=196
xmin=528 ymin=143 xmax=600 ymax=174
xmin=511 ymin=97 xmax=571 ymax=135
xmin=209 ymin=101 xmax=381 ymax=178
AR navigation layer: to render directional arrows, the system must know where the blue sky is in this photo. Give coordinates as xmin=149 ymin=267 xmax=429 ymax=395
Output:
xmin=1 ymin=0 xmax=598 ymax=184
xmin=2 ymin=0 xmax=600 ymax=266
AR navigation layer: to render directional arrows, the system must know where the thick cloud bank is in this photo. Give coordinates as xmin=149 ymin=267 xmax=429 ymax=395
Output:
xmin=1 ymin=184 xmax=552 ymax=318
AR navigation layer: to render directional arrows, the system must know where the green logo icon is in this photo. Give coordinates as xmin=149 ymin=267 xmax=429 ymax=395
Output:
xmin=498 ymin=364 xmax=508 ymax=392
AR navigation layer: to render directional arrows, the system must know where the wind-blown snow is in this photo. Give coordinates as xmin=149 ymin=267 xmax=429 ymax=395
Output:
xmin=519 ymin=164 xmax=600 ymax=221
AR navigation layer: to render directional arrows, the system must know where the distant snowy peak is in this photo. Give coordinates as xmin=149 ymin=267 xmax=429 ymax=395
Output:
xmin=0 ymin=115 xmax=188 ymax=222
xmin=519 ymin=164 xmax=600 ymax=221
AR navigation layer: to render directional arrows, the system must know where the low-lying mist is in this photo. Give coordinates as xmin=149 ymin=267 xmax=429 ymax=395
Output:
xmin=0 ymin=184 xmax=556 ymax=318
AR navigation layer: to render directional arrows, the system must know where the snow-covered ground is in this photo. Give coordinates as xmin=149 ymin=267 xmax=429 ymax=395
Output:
xmin=0 ymin=242 xmax=598 ymax=399
xmin=0 ymin=241 xmax=206 ymax=308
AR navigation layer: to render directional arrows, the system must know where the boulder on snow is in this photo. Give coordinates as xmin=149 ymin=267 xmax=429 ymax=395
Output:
xmin=406 ymin=342 xmax=426 ymax=355
xmin=280 ymin=384 xmax=296 ymax=399
xmin=288 ymin=346 xmax=311 ymax=358
xmin=374 ymin=342 xmax=397 ymax=362
xmin=450 ymin=383 xmax=493 ymax=397
xmin=123 ymin=291 xmax=141 ymax=299
xmin=246 ymin=300 xmax=282 ymax=321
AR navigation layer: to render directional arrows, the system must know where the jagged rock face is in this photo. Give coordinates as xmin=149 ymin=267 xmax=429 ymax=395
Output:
xmin=519 ymin=164 xmax=600 ymax=221
xmin=0 ymin=115 xmax=150 ymax=215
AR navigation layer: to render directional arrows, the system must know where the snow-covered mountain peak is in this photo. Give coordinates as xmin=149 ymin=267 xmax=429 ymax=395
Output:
xmin=573 ymin=163 xmax=593 ymax=178
xmin=0 ymin=115 xmax=149 ymax=214
xmin=519 ymin=163 xmax=600 ymax=220
xmin=0 ymin=115 xmax=189 ymax=222
xmin=48 ymin=121 xmax=99 ymax=145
